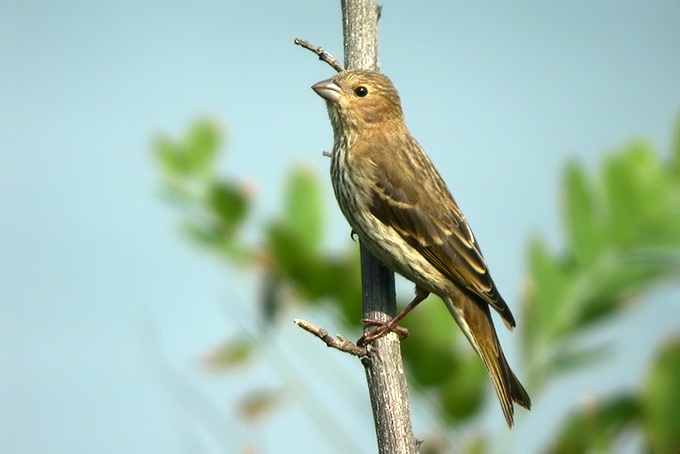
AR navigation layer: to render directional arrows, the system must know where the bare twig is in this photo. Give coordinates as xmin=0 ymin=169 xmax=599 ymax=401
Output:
xmin=294 ymin=38 xmax=344 ymax=73
xmin=294 ymin=319 xmax=368 ymax=357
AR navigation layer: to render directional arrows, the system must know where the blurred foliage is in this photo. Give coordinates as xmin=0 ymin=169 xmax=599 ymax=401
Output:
xmin=153 ymin=116 xmax=680 ymax=452
xmin=154 ymin=121 xmax=251 ymax=262
xmin=546 ymin=339 xmax=680 ymax=453
xmin=642 ymin=338 xmax=680 ymax=453
xmin=238 ymin=387 xmax=287 ymax=423
xmin=201 ymin=336 xmax=255 ymax=371
xmin=547 ymin=395 xmax=640 ymax=454
xmin=524 ymin=138 xmax=680 ymax=389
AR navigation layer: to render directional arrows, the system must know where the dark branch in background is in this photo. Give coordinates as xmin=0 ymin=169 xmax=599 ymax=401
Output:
xmin=294 ymin=319 xmax=368 ymax=357
xmin=294 ymin=38 xmax=344 ymax=73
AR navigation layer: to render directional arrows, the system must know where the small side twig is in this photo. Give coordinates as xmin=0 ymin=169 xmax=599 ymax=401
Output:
xmin=294 ymin=319 xmax=367 ymax=357
xmin=294 ymin=38 xmax=344 ymax=73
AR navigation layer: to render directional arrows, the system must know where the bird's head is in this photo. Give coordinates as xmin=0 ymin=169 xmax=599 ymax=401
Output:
xmin=312 ymin=70 xmax=404 ymax=133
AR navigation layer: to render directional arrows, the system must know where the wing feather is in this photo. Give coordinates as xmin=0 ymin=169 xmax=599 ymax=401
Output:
xmin=369 ymin=163 xmax=516 ymax=328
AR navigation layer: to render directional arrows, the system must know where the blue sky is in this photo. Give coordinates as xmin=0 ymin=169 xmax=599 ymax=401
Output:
xmin=2 ymin=1 xmax=680 ymax=452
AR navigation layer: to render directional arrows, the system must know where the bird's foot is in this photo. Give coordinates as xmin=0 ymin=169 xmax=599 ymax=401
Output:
xmin=357 ymin=318 xmax=409 ymax=345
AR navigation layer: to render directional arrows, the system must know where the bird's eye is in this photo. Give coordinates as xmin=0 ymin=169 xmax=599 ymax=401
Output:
xmin=354 ymin=86 xmax=368 ymax=97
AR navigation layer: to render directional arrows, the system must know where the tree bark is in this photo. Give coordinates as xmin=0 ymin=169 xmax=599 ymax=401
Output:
xmin=340 ymin=1 xmax=417 ymax=453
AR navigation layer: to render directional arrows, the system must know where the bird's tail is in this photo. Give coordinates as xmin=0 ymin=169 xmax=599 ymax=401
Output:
xmin=443 ymin=295 xmax=531 ymax=427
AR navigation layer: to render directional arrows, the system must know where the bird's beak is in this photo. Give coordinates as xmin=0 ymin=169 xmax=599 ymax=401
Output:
xmin=312 ymin=78 xmax=342 ymax=103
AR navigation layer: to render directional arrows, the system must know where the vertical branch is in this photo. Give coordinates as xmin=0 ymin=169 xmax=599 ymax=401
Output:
xmin=341 ymin=1 xmax=417 ymax=453
xmin=341 ymin=1 xmax=379 ymax=70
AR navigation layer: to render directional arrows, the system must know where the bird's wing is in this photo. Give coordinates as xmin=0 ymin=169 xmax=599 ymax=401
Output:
xmin=368 ymin=163 xmax=516 ymax=329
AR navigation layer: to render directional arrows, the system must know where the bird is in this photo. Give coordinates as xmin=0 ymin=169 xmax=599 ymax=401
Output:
xmin=311 ymin=69 xmax=531 ymax=427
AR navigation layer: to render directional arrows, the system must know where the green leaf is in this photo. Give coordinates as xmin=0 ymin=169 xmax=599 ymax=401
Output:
xmin=570 ymin=254 xmax=654 ymax=329
xmin=671 ymin=113 xmax=680 ymax=179
xmin=201 ymin=336 xmax=255 ymax=370
xmin=208 ymin=181 xmax=249 ymax=232
xmin=563 ymin=160 xmax=602 ymax=265
xmin=524 ymin=236 xmax=569 ymax=345
xmin=183 ymin=221 xmax=250 ymax=262
xmin=642 ymin=337 xmax=680 ymax=454
xmin=267 ymin=222 xmax=322 ymax=300
xmin=317 ymin=252 xmax=363 ymax=322
xmin=185 ymin=120 xmax=221 ymax=175
xmin=284 ymin=167 xmax=324 ymax=251
xmin=153 ymin=119 xmax=222 ymax=178
xmin=548 ymin=395 xmax=640 ymax=453
xmin=604 ymin=143 xmax=665 ymax=248
xmin=154 ymin=136 xmax=186 ymax=175
xmin=401 ymin=300 xmax=461 ymax=387
xmin=440 ymin=353 xmax=487 ymax=422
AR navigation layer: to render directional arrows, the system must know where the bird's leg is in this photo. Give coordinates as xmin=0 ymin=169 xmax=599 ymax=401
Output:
xmin=358 ymin=289 xmax=429 ymax=345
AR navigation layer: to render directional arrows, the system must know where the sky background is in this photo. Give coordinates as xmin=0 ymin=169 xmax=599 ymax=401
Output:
xmin=2 ymin=1 xmax=680 ymax=453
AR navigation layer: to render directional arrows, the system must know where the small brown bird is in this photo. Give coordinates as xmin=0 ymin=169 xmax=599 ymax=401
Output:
xmin=312 ymin=69 xmax=531 ymax=427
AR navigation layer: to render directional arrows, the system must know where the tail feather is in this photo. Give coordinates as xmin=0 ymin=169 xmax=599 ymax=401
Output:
xmin=509 ymin=366 xmax=532 ymax=410
xmin=443 ymin=295 xmax=531 ymax=427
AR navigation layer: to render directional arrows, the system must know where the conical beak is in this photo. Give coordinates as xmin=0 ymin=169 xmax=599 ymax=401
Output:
xmin=312 ymin=78 xmax=342 ymax=103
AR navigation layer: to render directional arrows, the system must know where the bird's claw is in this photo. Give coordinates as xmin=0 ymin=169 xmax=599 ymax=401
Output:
xmin=357 ymin=318 xmax=409 ymax=345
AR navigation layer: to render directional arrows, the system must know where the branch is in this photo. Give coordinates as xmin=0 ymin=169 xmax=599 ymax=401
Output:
xmin=294 ymin=319 xmax=368 ymax=357
xmin=297 ymin=2 xmax=416 ymax=452
xmin=294 ymin=38 xmax=344 ymax=73
xmin=341 ymin=1 xmax=417 ymax=453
